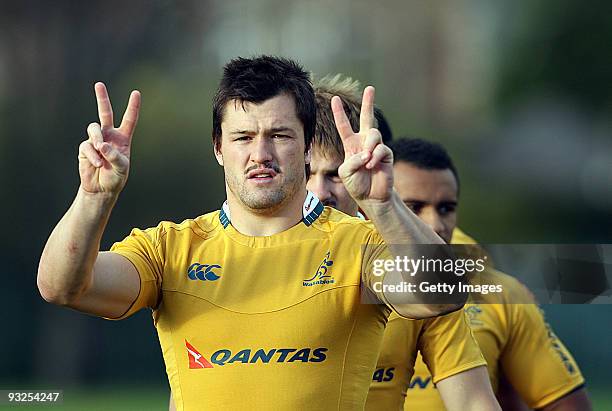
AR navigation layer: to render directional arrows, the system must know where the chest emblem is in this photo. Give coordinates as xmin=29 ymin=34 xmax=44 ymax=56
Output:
xmin=465 ymin=305 xmax=484 ymax=326
xmin=303 ymin=252 xmax=334 ymax=287
xmin=188 ymin=263 xmax=222 ymax=282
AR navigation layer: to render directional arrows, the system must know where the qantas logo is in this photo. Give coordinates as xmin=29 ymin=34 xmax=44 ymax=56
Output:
xmin=188 ymin=263 xmax=221 ymax=281
xmin=408 ymin=376 xmax=434 ymax=389
xmin=185 ymin=342 xmax=328 ymax=369
xmin=185 ymin=340 xmax=213 ymax=369
xmin=372 ymin=367 xmax=395 ymax=382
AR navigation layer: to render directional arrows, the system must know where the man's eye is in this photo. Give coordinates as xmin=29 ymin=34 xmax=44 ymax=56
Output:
xmin=272 ymin=134 xmax=290 ymax=139
xmin=235 ymin=136 xmax=251 ymax=141
xmin=438 ymin=204 xmax=456 ymax=215
xmin=326 ymin=172 xmax=342 ymax=183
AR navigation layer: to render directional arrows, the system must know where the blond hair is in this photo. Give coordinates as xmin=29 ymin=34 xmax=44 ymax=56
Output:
xmin=313 ymin=74 xmax=373 ymax=160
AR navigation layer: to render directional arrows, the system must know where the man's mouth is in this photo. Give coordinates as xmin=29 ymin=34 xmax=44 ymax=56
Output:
xmin=246 ymin=168 xmax=278 ymax=180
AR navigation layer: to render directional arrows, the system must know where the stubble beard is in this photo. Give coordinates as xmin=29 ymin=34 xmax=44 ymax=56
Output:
xmin=226 ymin=167 xmax=304 ymax=213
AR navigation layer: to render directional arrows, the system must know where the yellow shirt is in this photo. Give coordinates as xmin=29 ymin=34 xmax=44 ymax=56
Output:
xmin=110 ymin=194 xmax=395 ymax=410
xmin=403 ymin=229 xmax=585 ymax=410
xmin=365 ymin=308 xmax=486 ymax=411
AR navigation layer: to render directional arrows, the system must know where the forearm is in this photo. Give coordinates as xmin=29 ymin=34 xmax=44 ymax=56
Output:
xmin=362 ymin=191 xmax=464 ymax=317
xmin=37 ymin=186 xmax=118 ymax=304
xmin=438 ymin=367 xmax=501 ymax=411
xmin=541 ymin=388 xmax=592 ymax=411
xmin=360 ymin=190 xmax=445 ymax=245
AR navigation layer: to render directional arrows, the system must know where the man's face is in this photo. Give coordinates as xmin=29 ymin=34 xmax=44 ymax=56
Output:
xmin=306 ymin=149 xmax=359 ymax=216
xmin=215 ymin=93 xmax=309 ymax=212
xmin=393 ymin=161 xmax=458 ymax=243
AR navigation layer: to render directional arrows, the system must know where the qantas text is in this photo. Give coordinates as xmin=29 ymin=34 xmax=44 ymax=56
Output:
xmin=207 ymin=347 xmax=328 ymax=366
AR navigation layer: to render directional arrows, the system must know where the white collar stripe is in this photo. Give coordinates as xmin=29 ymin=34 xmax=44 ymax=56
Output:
xmin=219 ymin=191 xmax=323 ymax=228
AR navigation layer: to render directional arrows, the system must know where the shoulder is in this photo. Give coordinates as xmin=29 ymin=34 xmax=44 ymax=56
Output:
xmin=312 ymin=207 xmax=385 ymax=247
xmin=451 ymin=227 xmax=478 ymax=244
xmin=484 ymin=268 xmax=536 ymax=303
xmin=314 ymin=207 xmax=378 ymax=236
xmin=137 ymin=210 xmax=223 ymax=243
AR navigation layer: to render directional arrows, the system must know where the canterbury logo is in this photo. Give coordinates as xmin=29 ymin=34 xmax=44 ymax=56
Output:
xmin=188 ymin=263 xmax=221 ymax=281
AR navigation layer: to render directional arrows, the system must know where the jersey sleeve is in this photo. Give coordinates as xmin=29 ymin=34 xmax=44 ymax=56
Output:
xmin=501 ymin=282 xmax=585 ymax=409
xmin=108 ymin=225 xmax=165 ymax=319
xmin=419 ymin=309 xmax=487 ymax=384
xmin=360 ymin=226 xmax=392 ymax=301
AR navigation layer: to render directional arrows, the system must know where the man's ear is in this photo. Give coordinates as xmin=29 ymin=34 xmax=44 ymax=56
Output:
xmin=214 ymin=145 xmax=224 ymax=166
xmin=305 ymin=145 xmax=312 ymax=166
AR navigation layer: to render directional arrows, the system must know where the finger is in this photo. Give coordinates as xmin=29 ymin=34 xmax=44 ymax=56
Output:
xmin=366 ymin=143 xmax=392 ymax=170
xmin=87 ymin=122 xmax=104 ymax=150
xmin=99 ymin=142 xmax=128 ymax=171
xmin=119 ymin=90 xmax=141 ymax=137
xmin=95 ymin=82 xmax=114 ymax=128
xmin=79 ymin=140 xmax=103 ymax=168
xmin=331 ymin=96 xmax=355 ymax=142
xmin=363 ymin=128 xmax=382 ymax=154
xmin=339 ymin=151 xmax=370 ymax=177
xmin=359 ymin=86 xmax=375 ymax=134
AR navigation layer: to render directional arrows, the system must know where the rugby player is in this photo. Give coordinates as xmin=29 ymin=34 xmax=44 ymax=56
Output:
xmin=307 ymin=75 xmax=501 ymax=411
xmin=37 ymin=56 xmax=471 ymax=410
xmin=374 ymin=138 xmax=591 ymax=411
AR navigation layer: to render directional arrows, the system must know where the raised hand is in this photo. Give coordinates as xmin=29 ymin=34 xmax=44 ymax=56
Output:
xmin=78 ymin=82 xmax=141 ymax=196
xmin=332 ymin=86 xmax=393 ymax=203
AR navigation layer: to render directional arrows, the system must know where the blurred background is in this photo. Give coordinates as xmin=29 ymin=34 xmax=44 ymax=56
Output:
xmin=1 ymin=0 xmax=610 ymax=409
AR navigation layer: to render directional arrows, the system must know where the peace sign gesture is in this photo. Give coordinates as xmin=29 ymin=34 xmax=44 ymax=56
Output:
xmin=78 ymin=82 xmax=141 ymax=196
xmin=332 ymin=86 xmax=393 ymax=203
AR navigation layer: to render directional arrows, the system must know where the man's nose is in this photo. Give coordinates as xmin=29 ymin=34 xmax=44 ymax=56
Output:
xmin=250 ymin=137 xmax=274 ymax=164
xmin=420 ymin=208 xmax=446 ymax=238
xmin=307 ymin=176 xmax=332 ymax=202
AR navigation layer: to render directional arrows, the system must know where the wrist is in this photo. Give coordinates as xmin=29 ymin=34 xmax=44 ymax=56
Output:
xmin=77 ymin=186 xmax=119 ymax=210
xmin=357 ymin=190 xmax=398 ymax=219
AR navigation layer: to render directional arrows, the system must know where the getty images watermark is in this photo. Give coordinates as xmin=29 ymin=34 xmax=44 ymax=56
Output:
xmin=370 ymin=254 xmax=502 ymax=296
xmin=361 ymin=244 xmax=612 ymax=305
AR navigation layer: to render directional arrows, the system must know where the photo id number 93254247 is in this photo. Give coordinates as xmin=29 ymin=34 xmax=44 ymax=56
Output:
xmin=1 ymin=390 xmax=63 ymax=404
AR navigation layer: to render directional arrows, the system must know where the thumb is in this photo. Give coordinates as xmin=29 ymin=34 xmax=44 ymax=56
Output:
xmin=99 ymin=143 xmax=128 ymax=172
xmin=339 ymin=151 xmax=370 ymax=178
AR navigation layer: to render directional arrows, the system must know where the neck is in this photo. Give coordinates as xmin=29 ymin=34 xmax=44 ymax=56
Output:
xmin=226 ymin=189 xmax=307 ymax=236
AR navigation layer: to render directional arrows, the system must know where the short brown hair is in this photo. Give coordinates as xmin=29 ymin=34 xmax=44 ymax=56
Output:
xmin=212 ymin=56 xmax=316 ymax=153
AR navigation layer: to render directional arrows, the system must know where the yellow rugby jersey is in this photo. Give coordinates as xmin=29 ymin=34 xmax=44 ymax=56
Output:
xmin=365 ymin=308 xmax=485 ymax=411
xmin=109 ymin=193 xmax=395 ymax=410
xmin=403 ymin=229 xmax=585 ymax=411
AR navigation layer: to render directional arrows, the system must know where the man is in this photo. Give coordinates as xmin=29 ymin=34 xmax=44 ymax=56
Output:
xmin=380 ymin=138 xmax=591 ymax=410
xmin=309 ymin=74 xmax=396 ymax=217
xmin=306 ymin=75 xmax=589 ymax=410
xmin=37 ymin=56 xmax=467 ymax=410
xmin=308 ymin=75 xmax=502 ymax=411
